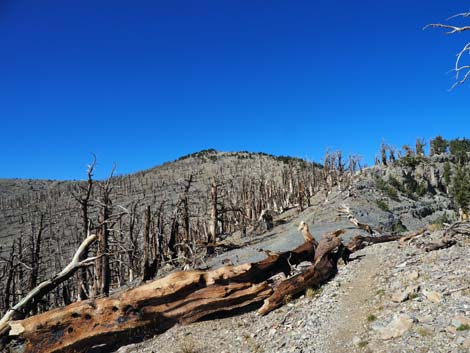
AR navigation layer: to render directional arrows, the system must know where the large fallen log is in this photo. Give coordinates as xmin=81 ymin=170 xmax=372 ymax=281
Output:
xmin=258 ymin=230 xmax=344 ymax=315
xmin=258 ymin=227 xmax=430 ymax=316
xmin=8 ymin=240 xmax=317 ymax=353
xmin=12 ymin=278 xmax=272 ymax=353
xmin=0 ymin=233 xmax=98 ymax=337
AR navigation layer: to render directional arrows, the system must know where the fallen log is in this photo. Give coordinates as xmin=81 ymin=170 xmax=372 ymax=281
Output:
xmin=258 ymin=227 xmax=429 ymax=316
xmin=444 ymin=221 xmax=470 ymax=237
xmin=8 ymin=240 xmax=317 ymax=353
xmin=346 ymin=234 xmax=403 ymax=252
xmin=398 ymin=228 xmax=427 ymax=247
xmin=258 ymin=230 xmax=344 ymax=316
xmin=0 ymin=233 xmax=98 ymax=337
xmin=337 ymin=204 xmax=378 ymax=235
xmin=12 ymin=279 xmax=272 ymax=353
xmin=424 ymin=239 xmax=457 ymax=252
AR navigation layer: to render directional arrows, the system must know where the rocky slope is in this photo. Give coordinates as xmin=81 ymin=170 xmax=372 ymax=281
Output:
xmin=113 ymin=153 xmax=469 ymax=353
xmin=1 ymin=151 xmax=468 ymax=353
xmin=116 ymin=228 xmax=470 ymax=353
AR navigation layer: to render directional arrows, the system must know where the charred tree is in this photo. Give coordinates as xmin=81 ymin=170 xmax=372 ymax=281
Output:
xmin=72 ymin=156 xmax=96 ymax=300
xmin=207 ymin=177 xmax=218 ymax=255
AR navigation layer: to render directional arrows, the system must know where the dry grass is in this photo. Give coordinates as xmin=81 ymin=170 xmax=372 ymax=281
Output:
xmin=177 ymin=337 xmax=200 ymax=353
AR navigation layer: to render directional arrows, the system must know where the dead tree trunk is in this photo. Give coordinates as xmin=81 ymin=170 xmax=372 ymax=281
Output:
xmin=8 ymin=240 xmax=317 ymax=353
xmin=0 ymin=234 xmax=98 ymax=337
xmin=72 ymin=156 xmax=95 ymax=301
xmin=207 ymin=178 xmax=218 ymax=255
xmin=258 ymin=230 xmax=344 ymax=315
xmin=142 ymin=206 xmax=153 ymax=281
xmin=168 ymin=203 xmax=180 ymax=260
xmin=28 ymin=213 xmax=46 ymax=315
xmin=94 ymin=168 xmax=114 ymax=298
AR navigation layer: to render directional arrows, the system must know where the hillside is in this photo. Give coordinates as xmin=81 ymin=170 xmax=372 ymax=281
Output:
xmin=0 ymin=150 xmax=321 ymax=315
xmin=1 ymin=147 xmax=470 ymax=353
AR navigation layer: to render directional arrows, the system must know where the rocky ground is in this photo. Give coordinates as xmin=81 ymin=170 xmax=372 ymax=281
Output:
xmin=116 ymin=228 xmax=470 ymax=353
xmin=3 ymin=153 xmax=468 ymax=353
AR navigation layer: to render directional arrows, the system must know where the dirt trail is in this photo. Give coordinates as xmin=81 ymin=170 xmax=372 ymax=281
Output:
xmin=325 ymin=252 xmax=381 ymax=353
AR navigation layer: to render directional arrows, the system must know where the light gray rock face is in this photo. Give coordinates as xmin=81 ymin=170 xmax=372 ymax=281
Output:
xmin=380 ymin=314 xmax=414 ymax=340
xmin=423 ymin=289 xmax=443 ymax=304
xmin=391 ymin=285 xmax=420 ymax=303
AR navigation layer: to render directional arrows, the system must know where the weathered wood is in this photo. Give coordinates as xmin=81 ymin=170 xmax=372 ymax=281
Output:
xmin=445 ymin=221 xmax=470 ymax=237
xmin=398 ymin=228 xmax=427 ymax=247
xmin=424 ymin=239 xmax=457 ymax=252
xmin=298 ymin=221 xmax=319 ymax=246
xmin=0 ymin=234 xmax=98 ymax=337
xmin=258 ymin=230 xmax=343 ymax=316
xmin=9 ymin=240 xmax=317 ymax=353
xmin=13 ymin=277 xmax=272 ymax=353
xmin=337 ymin=204 xmax=376 ymax=235
xmin=347 ymin=234 xmax=403 ymax=252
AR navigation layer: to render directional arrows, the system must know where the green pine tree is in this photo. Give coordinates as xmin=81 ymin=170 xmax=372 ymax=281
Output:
xmin=450 ymin=165 xmax=470 ymax=212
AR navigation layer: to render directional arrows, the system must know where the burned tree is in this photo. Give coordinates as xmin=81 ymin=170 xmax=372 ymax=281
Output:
xmin=72 ymin=156 xmax=96 ymax=300
xmin=27 ymin=211 xmax=47 ymax=315
xmin=416 ymin=138 xmax=426 ymax=157
xmin=207 ymin=177 xmax=218 ymax=255
xmin=93 ymin=165 xmax=115 ymax=297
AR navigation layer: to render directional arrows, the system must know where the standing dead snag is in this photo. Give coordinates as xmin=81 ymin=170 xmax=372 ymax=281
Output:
xmin=72 ymin=155 xmax=96 ymax=300
xmin=207 ymin=177 xmax=218 ymax=255
xmin=142 ymin=205 xmax=155 ymax=281
xmin=93 ymin=166 xmax=115 ymax=298
xmin=298 ymin=221 xmax=318 ymax=246
xmin=28 ymin=211 xmax=47 ymax=315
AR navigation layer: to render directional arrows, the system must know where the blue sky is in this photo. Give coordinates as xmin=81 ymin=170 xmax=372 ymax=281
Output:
xmin=1 ymin=0 xmax=469 ymax=180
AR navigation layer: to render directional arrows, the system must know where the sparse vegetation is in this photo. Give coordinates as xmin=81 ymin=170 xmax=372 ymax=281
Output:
xmin=305 ymin=286 xmax=323 ymax=299
xmin=416 ymin=327 xmax=431 ymax=336
xmin=387 ymin=176 xmax=401 ymax=190
xmin=357 ymin=341 xmax=368 ymax=348
xmin=450 ymin=165 xmax=470 ymax=213
xmin=376 ymin=289 xmax=385 ymax=297
xmin=397 ymin=155 xmax=424 ymax=169
xmin=283 ymin=294 xmax=293 ymax=305
xmin=177 ymin=337 xmax=200 ymax=353
xmin=376 ymin=200 xmax=390 ymax=212
xmin=430 ymin=213 xmax=452 ymax=230
xmin=375 ymin=176 xmax=399 ymax=201
xmin=430 ymin=136 xmax=448 ymax=155
xmin=2 ymin=136 xmax=469 ymax=352
xmin=449 ymin=138 xmax=470 ymax=163
xmin=443 ymin=161 xmax=452 ymax=187
xmin=391 ymin=221 xmax=407 ymax=234
xmin=177 ymin=148 xmax=218 ymax=161
xmin=457 ymin=324 xmax=470 ymax=331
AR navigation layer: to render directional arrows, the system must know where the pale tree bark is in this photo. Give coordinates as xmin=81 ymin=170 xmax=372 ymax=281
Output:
xmin=425 ymin=13 xmax=470 ymax=88
xmin=207 ymin=177 xmax=218 ymax=254
xmin=93 ymin=165 xmax=115 ymax=297
xmin=72 ymin=155 xmax=96 ymax=301
xmin=0 ymin=233 xmax=98 ymax=337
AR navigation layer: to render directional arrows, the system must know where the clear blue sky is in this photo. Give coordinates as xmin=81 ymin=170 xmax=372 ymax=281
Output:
xmin=1 ymin=0 xmax=469 ymax=180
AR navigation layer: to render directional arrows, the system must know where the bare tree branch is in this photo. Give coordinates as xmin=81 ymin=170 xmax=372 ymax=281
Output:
xmin=0 ymin=233 xmax=98 ymax=336
xmin=425 ymin=14 xmax=470 ymax=88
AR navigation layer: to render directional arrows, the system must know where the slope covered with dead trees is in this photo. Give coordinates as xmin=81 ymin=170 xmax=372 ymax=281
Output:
xmin=1 ymin=140 xmax=468 ymax=352
xmin=1 ymin=150 xmax=363 ymax=326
